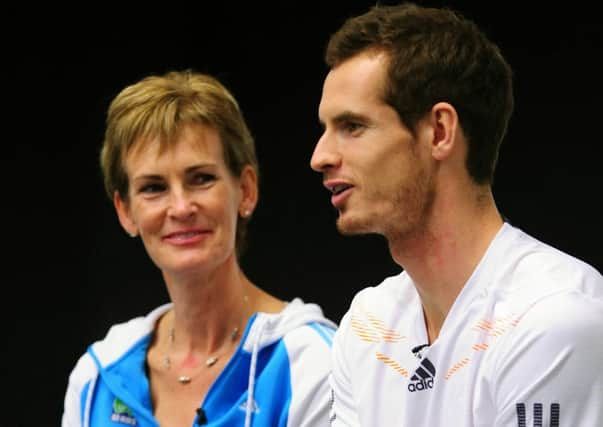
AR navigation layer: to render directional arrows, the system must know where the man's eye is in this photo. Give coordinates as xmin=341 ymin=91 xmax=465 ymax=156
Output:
xmin=343 ymin=122 xmax=363 ymax=134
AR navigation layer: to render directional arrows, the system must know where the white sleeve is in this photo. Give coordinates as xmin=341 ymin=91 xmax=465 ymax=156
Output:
xmin=61 ymin=359 xmax=85 ymax=427
xmin=285 ymin=323 xmax=336 ymax=427
xmin=329 ymin=310 xmax=361 ymax=427
xmin=61 ymin=376 xmax=81 ymax=427
xmin=488 ymin=294 xmax=603 ymax=426
xmin=61 ymin=352 xmax=96 ymax=427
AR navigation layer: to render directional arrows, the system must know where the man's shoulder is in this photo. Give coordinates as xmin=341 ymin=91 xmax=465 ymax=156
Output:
xmin=336 ymin=271 xmax=417 ymax=343
xmin=487 ymin=229 xmax=603 ymax=344
xmin=494 ymin=224 xmax=603 ymax=297
xmin=511 ymin=288 xmax=603 ymax=341
xmin=487 ymin=273 xmax=603 ymax=372
xmin=346 ymin=270 xmax=414 ymax=311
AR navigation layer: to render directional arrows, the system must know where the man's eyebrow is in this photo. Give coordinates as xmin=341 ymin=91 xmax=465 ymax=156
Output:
xmin=320 ymin=111 xmax=368 ymax=127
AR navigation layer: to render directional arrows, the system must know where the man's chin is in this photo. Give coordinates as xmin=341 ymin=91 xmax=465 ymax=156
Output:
xmin=336 ymin=214 xmax=371 ymax=236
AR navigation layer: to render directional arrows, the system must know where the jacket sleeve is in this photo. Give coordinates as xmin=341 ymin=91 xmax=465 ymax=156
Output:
xmin=62 ymin=353 xmax=95 ymax=427
xmin=284 ymin=322 xmax=338 ymax=427
xmin=328 ymin=310 xmax=361 ymax=427
xmin=62 ymin=372 xmax=82 ymax=427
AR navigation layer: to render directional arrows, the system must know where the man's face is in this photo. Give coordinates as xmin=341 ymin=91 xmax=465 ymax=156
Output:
xmin=311 ymin=52 xmax=435 ymax=240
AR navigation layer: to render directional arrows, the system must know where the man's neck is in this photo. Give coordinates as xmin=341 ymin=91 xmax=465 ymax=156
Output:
xmin=388 ymin=190 xmax=503 ymax=343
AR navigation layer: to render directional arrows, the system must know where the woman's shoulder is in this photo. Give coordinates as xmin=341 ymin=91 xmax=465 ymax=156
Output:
xmin=77 ymin=304 xmax=172 ymax=371
xmin=245 ymin=298 xmax=336 ymax=353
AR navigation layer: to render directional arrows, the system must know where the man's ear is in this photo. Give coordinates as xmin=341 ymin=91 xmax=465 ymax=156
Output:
xmin=429 ymin=102 xmax=460 ymax=161
xmin=238 ymin=165 xmax=258 ymax=218
xmin=114 ymin=191 xmax=138 ymax=237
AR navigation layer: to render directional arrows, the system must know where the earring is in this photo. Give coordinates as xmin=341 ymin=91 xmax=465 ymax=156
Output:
xmin=129 ymin=232 xmax=137 ymax=238
xmin=242 ymin=209 xmax=252 ymax=218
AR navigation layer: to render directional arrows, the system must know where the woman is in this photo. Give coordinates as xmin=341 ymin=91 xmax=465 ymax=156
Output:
xmin=62 ymin=70 xmax=337 ymax=427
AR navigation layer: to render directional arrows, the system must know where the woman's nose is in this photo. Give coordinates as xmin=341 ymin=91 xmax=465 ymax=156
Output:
xmin=167 ymin=189 xmax=198 ymax=219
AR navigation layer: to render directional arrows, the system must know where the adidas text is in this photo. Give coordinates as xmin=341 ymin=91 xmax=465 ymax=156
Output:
xmin=407 ymin=377 xmax=434 ymax=392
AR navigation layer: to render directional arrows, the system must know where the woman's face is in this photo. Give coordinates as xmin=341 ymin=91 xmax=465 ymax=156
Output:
xmin=114 ymin=122 xmax=256 ymax=276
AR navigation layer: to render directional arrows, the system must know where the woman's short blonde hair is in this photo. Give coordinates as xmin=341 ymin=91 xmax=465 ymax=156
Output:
xmin=100 ymin=70 xmax=259 ymax=254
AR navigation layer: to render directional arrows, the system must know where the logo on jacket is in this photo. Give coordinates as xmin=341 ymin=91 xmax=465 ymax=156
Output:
xmin=111 ymin=398 xmax=137 ymax=425
xmin=408 ymin=358 xmax=436 ymax=392
xmin=238 ymin=398 xmax=260 ymax=414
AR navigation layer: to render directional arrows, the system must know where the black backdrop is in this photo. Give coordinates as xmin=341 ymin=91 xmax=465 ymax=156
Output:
xmin=9 ymin=1 xmax=602 ymax=425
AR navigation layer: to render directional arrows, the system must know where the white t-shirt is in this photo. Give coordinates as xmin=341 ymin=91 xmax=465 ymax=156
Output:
xmin=330 ymin=223 xmax=603 ymax=426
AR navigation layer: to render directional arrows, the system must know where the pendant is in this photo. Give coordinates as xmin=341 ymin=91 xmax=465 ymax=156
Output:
xmin=178 ymin=375 xmax=191 ymax=384
xmin=206 ymin=356 xmax=218 ymax=367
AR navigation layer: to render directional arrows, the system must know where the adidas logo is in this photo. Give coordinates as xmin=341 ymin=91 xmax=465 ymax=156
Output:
xmin=407 ymin=358 xmax=436 ymax=392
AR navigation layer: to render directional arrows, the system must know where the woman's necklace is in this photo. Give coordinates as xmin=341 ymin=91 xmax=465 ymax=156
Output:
xmin=164 ymin=325 xmax=241 ymax=384
xmin=163 ymin=295 xmax=250 ymax=384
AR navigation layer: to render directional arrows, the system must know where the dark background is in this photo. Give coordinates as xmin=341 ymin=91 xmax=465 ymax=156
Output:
xmin=9 ymin=1 xmax=602 ymax=425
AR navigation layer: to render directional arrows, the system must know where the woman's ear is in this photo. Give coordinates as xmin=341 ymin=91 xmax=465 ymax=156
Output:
xmin=114 ymin=191 xmax=138 ymax=237
xmin=238 ymin=165 xmax=258 ymax=218
xmin=429 ymin=102 xmax=459 ymax=161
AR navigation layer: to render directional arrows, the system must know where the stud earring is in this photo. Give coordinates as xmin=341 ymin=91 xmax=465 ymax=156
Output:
xmin=242 ymin=209 xmax=252 ymax=218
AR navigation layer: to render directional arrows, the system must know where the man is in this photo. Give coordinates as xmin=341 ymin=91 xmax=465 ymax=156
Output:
xmin=310 ymin=3 xmax=603 ymax=426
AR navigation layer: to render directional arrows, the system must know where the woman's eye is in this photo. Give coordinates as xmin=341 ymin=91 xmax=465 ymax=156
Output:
xmin=193 ymin=173 xmax=216 ymax=185
xmin=139 ymin=183 xmax=165 ymax=194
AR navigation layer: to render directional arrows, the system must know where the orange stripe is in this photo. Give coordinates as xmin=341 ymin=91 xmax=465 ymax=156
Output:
xmin=375 ymin=352 xmax=409 ymax=377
